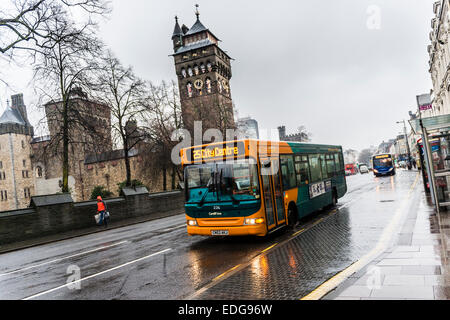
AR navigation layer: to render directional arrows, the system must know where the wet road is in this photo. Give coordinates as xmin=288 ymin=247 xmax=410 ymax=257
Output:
xmin=0 ymin=170 xmax=420 ymax=300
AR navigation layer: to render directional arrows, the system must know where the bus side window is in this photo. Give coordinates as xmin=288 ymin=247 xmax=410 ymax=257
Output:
xmin=308 ymin=154 xmax=322 ymax=182
xmin=294 ymin=155 xmax=310 ymax=184
xmin=334 ymin=153 xmax=342 ymax=173
xmin=280 ymin=155 xmax=297 ymax=189
xmin=326 ymin=154 xmax=336 ymax=177
xmin=319 ymin=154 xmax=327 ymax=180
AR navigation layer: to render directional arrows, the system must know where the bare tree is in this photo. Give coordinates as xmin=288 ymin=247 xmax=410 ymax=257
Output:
xmin=32 ymin=10 xmax=105 ymax=193
xmin=358 ymin=148 xmax=373 ymax=165
xmin=0 ymin=0 xmax=110 ymax=56
xmin=91 ymin=50 xmax=148 ymax=187
xmin=141 ymin=80 xmax=183 ymax=191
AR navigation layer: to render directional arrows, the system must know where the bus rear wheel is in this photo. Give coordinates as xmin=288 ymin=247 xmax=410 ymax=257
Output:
xmin=287 ymin=205 xmax=298 ymax=228
xmin=332 ymin=190 xmax=338 ymax=207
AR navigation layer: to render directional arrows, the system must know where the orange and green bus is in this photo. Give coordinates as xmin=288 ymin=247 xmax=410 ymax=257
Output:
xmin=180 ymin=139 xmax=347 ymax=236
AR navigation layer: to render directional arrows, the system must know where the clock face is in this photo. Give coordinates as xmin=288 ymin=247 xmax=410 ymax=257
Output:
xmin=194 ymin=79 xmax=204 ymax=89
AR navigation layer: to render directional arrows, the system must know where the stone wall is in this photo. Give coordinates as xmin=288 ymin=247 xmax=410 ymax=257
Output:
xmin=0 ymin=190 xmax=184 ymax=248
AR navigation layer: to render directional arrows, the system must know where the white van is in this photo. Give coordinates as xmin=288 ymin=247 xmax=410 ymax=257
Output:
xmin=359 ymin=165 xmax=369 ymax=174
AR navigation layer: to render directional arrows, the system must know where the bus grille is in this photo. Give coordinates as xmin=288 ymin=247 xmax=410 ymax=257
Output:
xmin=197 ymin=218 xmax=243 ymax=227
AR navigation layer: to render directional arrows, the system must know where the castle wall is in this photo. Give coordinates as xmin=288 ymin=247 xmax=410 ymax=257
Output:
xmin=0 ymin=133 xmax=34 ymax=211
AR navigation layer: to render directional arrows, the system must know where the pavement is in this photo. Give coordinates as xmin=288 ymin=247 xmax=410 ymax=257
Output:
xmin=0 ymin=169 xmax=448 ymax=300
xmin=323 ymin=171 xmax=450 ymax=300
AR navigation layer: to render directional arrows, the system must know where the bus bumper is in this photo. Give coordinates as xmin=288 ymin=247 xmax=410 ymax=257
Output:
xmin=186 ymin=224 xmax=267 ymax=237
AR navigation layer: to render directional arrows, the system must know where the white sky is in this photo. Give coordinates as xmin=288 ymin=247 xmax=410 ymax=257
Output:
xmin=0 ymin=0 xmax=436 ymax=151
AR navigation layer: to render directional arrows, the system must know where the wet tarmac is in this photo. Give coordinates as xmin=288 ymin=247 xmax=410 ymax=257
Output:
xmin=0 ymin=170 xmax=447 ymax=299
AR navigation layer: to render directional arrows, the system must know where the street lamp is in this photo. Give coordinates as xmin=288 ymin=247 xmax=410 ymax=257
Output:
xmin=396 ymin=120 xmax=412 ymax=170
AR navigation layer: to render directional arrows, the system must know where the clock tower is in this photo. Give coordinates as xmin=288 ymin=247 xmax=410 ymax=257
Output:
xmin=171 ymin=6 xmax=235 ymax=138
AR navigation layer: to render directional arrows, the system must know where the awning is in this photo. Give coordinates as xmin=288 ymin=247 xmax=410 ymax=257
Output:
xmin=409 ymin=114 xmax=450 ymax=135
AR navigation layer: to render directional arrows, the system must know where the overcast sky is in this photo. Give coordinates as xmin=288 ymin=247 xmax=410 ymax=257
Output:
xmin=0 ymin=0 xmax=436 ymax=151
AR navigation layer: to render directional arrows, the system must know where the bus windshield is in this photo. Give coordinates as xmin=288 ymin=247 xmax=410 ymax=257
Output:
xmin=185 ymin=159 xmax=260 ymax=202
xmin=373 ymin=157 xmax=393 ymax=168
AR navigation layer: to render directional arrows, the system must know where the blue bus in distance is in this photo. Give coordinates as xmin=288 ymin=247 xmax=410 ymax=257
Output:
xmin=372 ymin=154 xmax=395 ymax=177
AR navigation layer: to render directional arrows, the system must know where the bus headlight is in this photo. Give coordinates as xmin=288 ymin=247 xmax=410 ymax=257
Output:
xmin=373 ymin=169 xmax=379 ymax=173
xmin=244 ymin=218 xmax=264 ymax=225
xmin=187 ymin=219 xmax=197 ymax=226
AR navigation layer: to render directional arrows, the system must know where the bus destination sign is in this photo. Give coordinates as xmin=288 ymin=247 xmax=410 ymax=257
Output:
xmin=188 ymin=142 xmax=245 ymax=162
xmin=375 ymin=154 xmax=390 ymax=159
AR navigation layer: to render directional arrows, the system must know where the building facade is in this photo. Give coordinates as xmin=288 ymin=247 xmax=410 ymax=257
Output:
xmin=171 ymin=8 xmax=235 ymax=136
xmin=31 ymin=93 xmax=114 ymax=201
xmin=277 ymin=125 xmax=310 ymax=142
xmin=428 ymin=0 xmax=450 ymax=116
xmin=237 ymin=117 xmax=259 ymax=139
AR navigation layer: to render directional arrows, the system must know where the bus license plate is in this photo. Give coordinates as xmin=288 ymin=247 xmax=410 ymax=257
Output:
xmin=211 ymin=230 xmax=229 ymax=236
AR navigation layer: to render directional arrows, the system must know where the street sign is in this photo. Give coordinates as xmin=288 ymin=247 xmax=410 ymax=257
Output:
xmin=417 ymin=93 xmax=432 ymax=111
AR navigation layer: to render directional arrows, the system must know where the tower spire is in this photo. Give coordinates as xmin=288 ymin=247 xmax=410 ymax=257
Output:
xmin=172 ymin=15 xmax=183 ymax=52
xmin=195 ymin=4 xmax=200 ymax=20
xmin=172 ymin=15 xmax=182 ymax=40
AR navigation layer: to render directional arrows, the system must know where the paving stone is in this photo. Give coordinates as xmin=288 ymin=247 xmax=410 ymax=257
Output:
xmin=401 ymin=265 xmax=441 ymax=275
xmin=337 ymin=286 xmax=372 ymax=298
xmin=386 ymin=252 xmax=415 ymax=259
xmin=383 ymin=275 xmax=425 ymax=286
xmin=424 ymin=275 xmax=446 ymax=286
xmin=392 ymin=246 xmax=420 ymax=252
xmin=370 ymin=285 xmax=434 ymax=299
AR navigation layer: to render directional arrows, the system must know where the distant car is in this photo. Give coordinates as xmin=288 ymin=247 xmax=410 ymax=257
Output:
xmin=345 ymin=164 xmax=358 ymax=175
xmin=359 ymin=165 xmax=369 ymax=174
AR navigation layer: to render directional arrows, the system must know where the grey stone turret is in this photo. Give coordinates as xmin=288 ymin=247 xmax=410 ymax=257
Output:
xmin=0 ymin=94 xmax=34 ymax=136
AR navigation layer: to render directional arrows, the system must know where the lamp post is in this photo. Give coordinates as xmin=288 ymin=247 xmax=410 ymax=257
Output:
xmin=396 ymin=120 xmax=412 ymax=170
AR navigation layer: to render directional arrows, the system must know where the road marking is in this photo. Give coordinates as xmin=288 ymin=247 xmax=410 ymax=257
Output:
xmin=313 ymin=218 xmax=324 ymax=225
xmin=212 ymin=264 xmax=242 ymax=282
xmin=300 ymin=173 xmax=420 ymax=300
xmin=292 ymin=228 xmax=305 ymax=237
xmin=159 ymin=224 xmax=187 ymax=233
xmin=0 ymin=240 xmax=129 ymax=278
xmin=261 ymin=243 xmax=277 ymax=253
xmin=22 ymin=248 xmax=171 ymax=300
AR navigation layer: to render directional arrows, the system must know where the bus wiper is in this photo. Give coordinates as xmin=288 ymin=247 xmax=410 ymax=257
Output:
xmin=217 ymin=168 xmax=223 ymax=202
xmin=198 ymin=188 xmax=209 ymax=207
xmin=198 ymin=172 xmax=214 ymax=206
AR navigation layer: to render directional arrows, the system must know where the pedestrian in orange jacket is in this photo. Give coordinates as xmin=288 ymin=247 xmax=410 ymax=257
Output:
xmin=96 ymin=196 xmax=108 ymax=228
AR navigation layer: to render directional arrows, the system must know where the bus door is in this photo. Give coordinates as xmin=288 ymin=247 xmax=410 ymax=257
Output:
xmin=260 ymin=158 xmax=286 ymax=231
